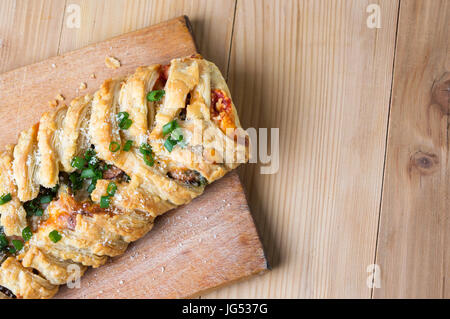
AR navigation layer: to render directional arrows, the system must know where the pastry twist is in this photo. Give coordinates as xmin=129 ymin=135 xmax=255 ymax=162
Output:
xmin=0 ymin=55 xmax=249 ymax=298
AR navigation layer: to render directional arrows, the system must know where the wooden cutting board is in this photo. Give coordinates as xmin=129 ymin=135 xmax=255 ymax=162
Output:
xmin=0 ymin=16 xmax=267 ymax=298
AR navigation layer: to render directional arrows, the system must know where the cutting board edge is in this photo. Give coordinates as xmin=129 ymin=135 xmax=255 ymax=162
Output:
xmin=0 ymin=16 xmax=269 ymax=298
xmin=0 ymin=16 xmax=194 ymax=77
xmin=189 ymin=171 xmax=270 ymax=298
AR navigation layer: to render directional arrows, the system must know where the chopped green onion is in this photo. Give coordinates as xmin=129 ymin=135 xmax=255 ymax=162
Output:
xmin=22 ymin=226 xmax=32 ymax=242
xmin=164 ymin=138 xmax=177 ymax=152
xmin=0 ymin=193 xmax=12 ymax=205
xmin=94 ymin=169 xmax=103 ymax=180
xmin=35 ymin=208 xmax=43 ymax=217
xmin=49 ymin=230 xmax=62 ymax=243
xmin=139 ymin=143 xmax=154 ymax=166
xmin=84 ymin=148 xmax=96 ymax=161
xmin=117 ymin=112 xmax=133 ymax=130
xmin=0 ymin=233 xmax=8 ymax=250
xmin=100 ymin=196 xmax=110 ymax=209
xmin=143 ymin=153 xmax=154 ymax=166
xmin=87 ymin=182 xmax=96 ymax=194
xmin=170 ymin=127 xmax=183 ymax=142
xmin=88 ymin=156 xmax=99 ymax=168
xmin=147 ymin=89 xmax=165 ymax=102
xmin=69 ymin=172 xmax=82 ymax=191
xmin=123 ymin=140 xmax=133 ymax=152
xmin=106 ymin=182 xmax=117 ymax=197
xmin=139 ymin=143 xmax=152 ymax=155
xmin=11 ymin=239 xmax=23 ymax=252
xmin=80 ymin=168 xmax=96 ymax=179
xmin=162 ymin=120 xmax=178 ymax=136
xmin=109 ymin=141 xmax=120 ymax=152
xmin=119 ymin=118 xmax=132 ymax=130
xmin=39 ymin=195 xmax=52 ymax=204
xmin=71 ymin=156 xmax=86 ymax=170
xmin=24 ymin=200 xmax=37 ymax=217
xmin=117 ymin=112 xmax=129 ymax=121
xmin=178 ymin=139 xmax=188 ymax=148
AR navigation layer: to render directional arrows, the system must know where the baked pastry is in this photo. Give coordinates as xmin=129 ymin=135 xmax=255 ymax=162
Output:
xmin=0 ymin=55 xmax=249 ymax=298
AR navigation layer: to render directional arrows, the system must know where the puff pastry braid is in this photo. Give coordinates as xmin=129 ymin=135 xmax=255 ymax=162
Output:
xmin=0 ymin=55 xmax=249 ymax=298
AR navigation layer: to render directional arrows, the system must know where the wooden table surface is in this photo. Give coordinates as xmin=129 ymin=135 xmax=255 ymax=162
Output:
xmin=0 ymin=0 xmax=448 ymax=299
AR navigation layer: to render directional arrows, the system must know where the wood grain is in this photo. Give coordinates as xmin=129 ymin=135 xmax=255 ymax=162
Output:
xmin=1 ymin=0 xmax=448 ymax=298
xmin=0 ymin=16 xmax=197 ymax=148
xmin=206 ymin=0 xmax=399 ymax=298
xmin=0 ymin=0 xmax=66 ymax=73
xmin=0 ymin=14 xmax=267 ymax=298
xmin=58 ymin=0 xmax=236 ymax=77
xmin=374 ymin=0 xmax=449 ymax=298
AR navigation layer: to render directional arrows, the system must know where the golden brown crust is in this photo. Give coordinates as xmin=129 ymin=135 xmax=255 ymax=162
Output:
xmin=37 ymin=106 xmax=67 ymax=188
xmin=0 ymin=55 xmax=249 ymax=298
xmin=151 ymin=57 xmax=199 ymax=137
xmin=30 ymin=193 xmax=129 ymax=264
xmin=20 ymin=246 xmax=87 ymax=285
xmin=13 ymin=123 xmax=40 ymax=201
xmin=119 ymin=65 xmax=160 ymax=144
xmin=0 ymin=145 xmax=27 ymax=236
xmin=0 ymin=257 xmax=58 ymax=299
xmin=60 ymin=94 xmax=93 ymax=172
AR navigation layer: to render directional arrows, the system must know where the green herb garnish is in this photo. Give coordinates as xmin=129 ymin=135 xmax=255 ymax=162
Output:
xmin=143 ymin=153 xmax=154 ymax=166
xmin=106 ymin=182 xmax=117 ymax=197
xmin=39 ymin=195 xmax=52 ymax=204
xmin=147 ymin=90 xmax=165 ymax=102
xmin=123 ymin=140 xmax=133 ymax=152
xmin=69 ymin=172 xmax=83 ymax=190
xmin=109 ymin=141 xmax=120 ymax=152
xmin=22 ymin=226 xmax=32 ymax=242
xmin=162 ymin=120 xmax=178 ymax=136
xmin=49 ymin=230 xmax=62 ymax=243
xmin=117 ymin=112 xmax=133 ymax=130
xmin=139 ymin=143 xmax=154 ymax=166
xmin=100 ymin=196 xmax=110 ymax=209
xmin=87 ymin=182 xmax=96 ymax=194
xmin=162 ymin=121 xmax=185 ymax=152
xmin=120 ymin=119 xmax=132 ymax=130
xmin=164 ymin=138 xmax=177 ymax=152
xmin=139 ymin=143 xmax=152 ymax=154
xmin=0 ymin=233 xmax=8 ymax=250
xmin=88 ymin=156 xmax=99 ymax=168
xmin=84 ymin=149 xmax=96 ymax=161
xmin=0 ymin=193 xmax=12 ymax=205
xmin=11 ymin=239 xmax=23 ymax=252
xmin=71 ymin=156 xmax=86 ymax=170
xmin=171 ymin=127 xmax=183 ymax=142
xmin=80 ymin=168 xmax=96 ymax=179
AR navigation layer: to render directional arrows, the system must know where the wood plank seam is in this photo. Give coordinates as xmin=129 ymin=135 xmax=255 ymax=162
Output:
xmin=373 ymin=0 xmax=449 ymax=298
xmin=371 ymin=0 xmax=402 ymax=299
xmin=56 ymin=0 xmax=68 ymax=55
xmin=225 ymin=0 xmax=238 ymax=81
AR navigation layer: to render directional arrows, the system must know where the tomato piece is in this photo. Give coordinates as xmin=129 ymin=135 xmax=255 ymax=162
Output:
xmin=210 ymin=89 xmax=236 ymax=134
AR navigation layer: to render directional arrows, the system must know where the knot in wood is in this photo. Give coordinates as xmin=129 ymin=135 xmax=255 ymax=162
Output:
xmin=410 ymin=151 xmax=439 ymax=175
